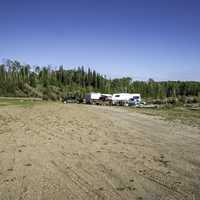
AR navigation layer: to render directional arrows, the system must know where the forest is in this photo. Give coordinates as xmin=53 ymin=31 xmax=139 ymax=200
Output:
xmin=0 ymin=59 xmax=200 ymax=103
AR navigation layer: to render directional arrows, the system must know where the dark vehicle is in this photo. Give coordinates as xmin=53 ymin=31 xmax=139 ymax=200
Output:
xmin=96 ymin=95 xmax=112 ymax=106
xmin=63 ymin=96 xmax=84 ymax=104
xmin=99 ymin=95 xmax=112 ymax=101
xmin=63 ymin=96 xmax=78 ymax=104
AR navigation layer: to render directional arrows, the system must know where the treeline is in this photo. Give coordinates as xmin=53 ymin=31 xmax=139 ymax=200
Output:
xmin=0 ymin=59 xmax=200 ymax=102
xmin=0 ymin=59 xmax=110 ymax=100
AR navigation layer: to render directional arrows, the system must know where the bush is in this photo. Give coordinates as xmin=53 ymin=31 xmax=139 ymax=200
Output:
xmin=42 ymin=87 xmax=60 ymax=101
xmin=42 ymin=95 xmax=49 ymax=101
xmin=167 ymin=97 xmax=178 ymax=105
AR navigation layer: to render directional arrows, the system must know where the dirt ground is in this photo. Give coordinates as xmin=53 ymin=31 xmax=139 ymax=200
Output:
xmin=0 ymin=103 xmax=200 ymax=200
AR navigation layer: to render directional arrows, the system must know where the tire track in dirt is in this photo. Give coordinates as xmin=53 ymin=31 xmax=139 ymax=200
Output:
xmin=0 ymin=103 xmax=200 ymax=200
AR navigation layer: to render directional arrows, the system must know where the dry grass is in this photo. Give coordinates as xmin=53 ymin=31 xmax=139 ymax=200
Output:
xmin=0 ymin=97 xmax=43 ymax=107
xmin=130 ymin=106 xmax=200 ymax=128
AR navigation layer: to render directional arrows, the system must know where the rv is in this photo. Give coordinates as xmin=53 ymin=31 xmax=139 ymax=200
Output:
xmin=85 ymin=93 xmax=101 ymax=104
xmin=112 ymin=93 xmax=141 ymax=105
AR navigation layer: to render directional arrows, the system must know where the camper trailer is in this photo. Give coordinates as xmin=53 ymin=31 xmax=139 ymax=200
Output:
xmin=112 ymin=93 xmax=141 ymax=106
xmin=85 ymin=93 xmax=101 ymax=104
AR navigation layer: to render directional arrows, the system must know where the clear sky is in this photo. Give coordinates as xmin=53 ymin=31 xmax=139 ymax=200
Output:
xmin=0 ymin=0 xmax=200 ymax=81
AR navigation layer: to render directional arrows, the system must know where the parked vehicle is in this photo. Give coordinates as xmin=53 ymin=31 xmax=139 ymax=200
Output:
xmin=128 ymin=95 xmax=141 ymax=106
xmin=100 ymin=94 xmax=112 ymax=101
xmin=97 ymin=94 xmax=112 ymax=106
xmin=112 ymin=93 xmax=141 ymax=106
xmin=63 ymin=96 xmax=78 ymax=104
xmin=85 ymin=93 xmax=101 ymax=104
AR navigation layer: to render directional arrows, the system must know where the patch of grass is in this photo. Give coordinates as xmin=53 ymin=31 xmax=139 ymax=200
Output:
xmin=0 ymin=97 xmax=43 ymax=108
xmin=130 ymin=106 xmax=200 ymax=128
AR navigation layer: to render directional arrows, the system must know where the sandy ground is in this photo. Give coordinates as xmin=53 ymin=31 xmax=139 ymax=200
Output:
xmin=0 ymin=103 xmax=200 ymax=200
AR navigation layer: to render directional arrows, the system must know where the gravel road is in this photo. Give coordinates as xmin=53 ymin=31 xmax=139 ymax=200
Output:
xmin=0 ymin=103 xmax=200 ymax=200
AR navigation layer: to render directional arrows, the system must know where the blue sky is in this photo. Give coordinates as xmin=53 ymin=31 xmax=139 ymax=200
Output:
xmin=0 ymin=0 xmax=200 ymax=81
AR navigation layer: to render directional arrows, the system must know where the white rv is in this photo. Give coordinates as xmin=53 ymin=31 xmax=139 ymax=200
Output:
xmin=112 ymin=93 xmax=141 ymax=105
xmin=85 ymin=93 xmax=101 ymax=104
